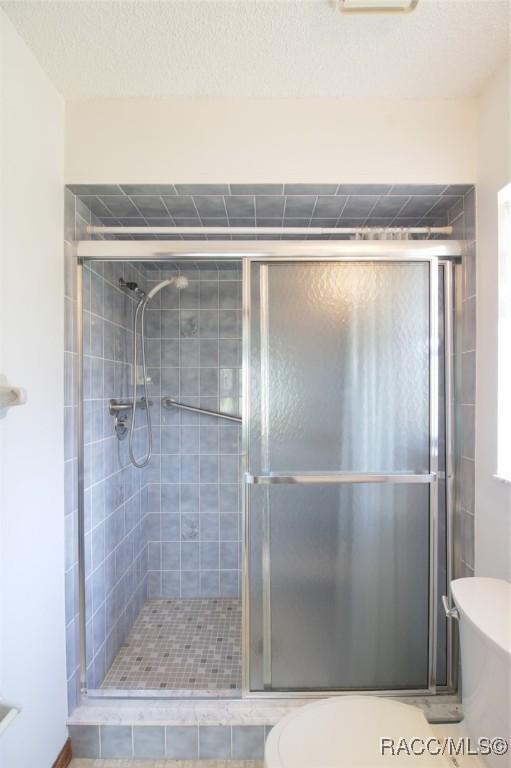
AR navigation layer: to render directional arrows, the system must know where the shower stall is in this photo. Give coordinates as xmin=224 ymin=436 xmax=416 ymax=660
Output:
xmin=76 ymin=240 xmax=457 ymax=698
xmin=80 ymin=258 xmax=244 ymax=694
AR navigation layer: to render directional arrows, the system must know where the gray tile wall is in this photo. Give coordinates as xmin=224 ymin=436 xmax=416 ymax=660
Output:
xmin=68 ymin=183 xmax=473 ymax=241
xmin=446 ymin=189 xmax=476 ymax=577
xmin=64 ymin=191 xmax=152 ymax=708
xmin=143 ymin=262 xmax=242 ymax=598
xmin=82 ymin=257 xmax=151 ymax=688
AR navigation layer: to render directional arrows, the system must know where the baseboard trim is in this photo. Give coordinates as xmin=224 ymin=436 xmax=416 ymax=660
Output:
xmin=52 ymin=737 xmax=72 ymax=768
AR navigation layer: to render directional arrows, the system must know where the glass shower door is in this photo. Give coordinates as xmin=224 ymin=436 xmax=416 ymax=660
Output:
xmin=245 ymin=260 xmax=437 ymax=691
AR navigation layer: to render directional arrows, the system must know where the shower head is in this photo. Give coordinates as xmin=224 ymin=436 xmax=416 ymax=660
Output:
xmin=145 ymin=275 xmax=189 ymax=300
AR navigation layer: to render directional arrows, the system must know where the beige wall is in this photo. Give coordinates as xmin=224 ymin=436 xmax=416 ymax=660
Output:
xmin=475 ymin=56 xmax=511 ymax=581
xmin=65 ymin=96 xmax=477 ymax=184
xmin=0 ymin=10 xmax=67 ymax=767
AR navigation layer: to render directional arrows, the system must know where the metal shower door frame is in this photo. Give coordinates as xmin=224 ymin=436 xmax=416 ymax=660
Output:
xmin=73 ymin=241 xmax=456 ymax=699
xmin=241 ymin=254 xmax=454 ymax=698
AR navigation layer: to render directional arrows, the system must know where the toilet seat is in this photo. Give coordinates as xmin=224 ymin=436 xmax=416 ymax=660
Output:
xmin=265 ymin=696 xmax=453 ymax=768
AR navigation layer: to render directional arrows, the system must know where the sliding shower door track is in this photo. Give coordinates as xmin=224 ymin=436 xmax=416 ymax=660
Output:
xmin=85 ymin=688 xmax=243 ymax=700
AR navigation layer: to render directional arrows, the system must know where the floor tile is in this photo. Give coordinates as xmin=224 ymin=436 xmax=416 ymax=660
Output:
xmin=102 ymin=598 xmax=241 ymax=691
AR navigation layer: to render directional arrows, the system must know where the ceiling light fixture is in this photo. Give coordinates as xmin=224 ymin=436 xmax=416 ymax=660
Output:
xmin=338 ymin=0 xmax=419 ymax=12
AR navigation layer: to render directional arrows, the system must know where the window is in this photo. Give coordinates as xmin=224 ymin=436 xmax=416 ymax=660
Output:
xmin=497 ymin=183 xmax=511 ymax=482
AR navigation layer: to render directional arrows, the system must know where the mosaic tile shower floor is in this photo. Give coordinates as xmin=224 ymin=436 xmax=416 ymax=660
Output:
xmin=102 ymin=599 xmax=242 ymax=692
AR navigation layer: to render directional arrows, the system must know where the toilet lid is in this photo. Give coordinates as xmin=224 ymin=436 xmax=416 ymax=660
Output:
xmin=265 ymin=696 xmax=452 ymax=768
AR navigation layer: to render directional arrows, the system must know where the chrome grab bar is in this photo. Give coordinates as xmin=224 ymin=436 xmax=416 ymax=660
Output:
xmin=244 ymin=472 xmax=435 ymax=485
xmin=162 ymin=397 xmax=242 ymax=423
xmin=109 ymin=398 xmax=152 ymax=415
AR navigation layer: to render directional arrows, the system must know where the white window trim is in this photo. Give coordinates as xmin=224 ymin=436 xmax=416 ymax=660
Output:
xmin=495 ymin=183 xmax=511 ymax=485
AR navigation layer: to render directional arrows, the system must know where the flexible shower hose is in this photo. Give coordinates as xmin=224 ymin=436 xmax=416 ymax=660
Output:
xmin=128 ymin=297 xmax=152 ymax=468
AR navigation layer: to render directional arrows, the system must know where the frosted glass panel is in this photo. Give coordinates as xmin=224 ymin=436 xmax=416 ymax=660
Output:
xmin=251 ymin=262 xmax=430 ymax=473
xmin=268 ymin=484 xmax=430 ymax=690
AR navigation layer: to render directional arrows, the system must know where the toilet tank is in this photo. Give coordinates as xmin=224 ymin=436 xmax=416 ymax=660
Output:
xmin=451 ymin=577 xmax=511 ymax=767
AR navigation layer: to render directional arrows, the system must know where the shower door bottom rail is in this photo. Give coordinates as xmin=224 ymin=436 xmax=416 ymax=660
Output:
xmin=245 ymin=472 xmax=435 ymax=485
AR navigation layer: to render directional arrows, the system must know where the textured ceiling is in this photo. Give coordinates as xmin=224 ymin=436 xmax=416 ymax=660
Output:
xmin=2 ymin=0 xmax=509 ymax=99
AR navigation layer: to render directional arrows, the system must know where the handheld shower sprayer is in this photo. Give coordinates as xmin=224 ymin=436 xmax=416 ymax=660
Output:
xmin=145 ymin=275 xmax=189 ymax=300
xmin=121 ymin=274 xmax=189 ymax=468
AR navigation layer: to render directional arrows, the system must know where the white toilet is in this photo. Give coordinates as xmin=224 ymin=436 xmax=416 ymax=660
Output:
xmin=265 ymin=578 xmax=510 ymax=768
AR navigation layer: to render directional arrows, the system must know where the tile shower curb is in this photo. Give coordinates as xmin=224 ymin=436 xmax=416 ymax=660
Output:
xmin=69 ymin=721 xmax=274 ymax=760
xmin=68 ymin=698 xmax=306 ymax=757
xmin=67 ymin=697 xmax=309 ymax=726
xmin=67 ymin=696 xmax=461 ymax=759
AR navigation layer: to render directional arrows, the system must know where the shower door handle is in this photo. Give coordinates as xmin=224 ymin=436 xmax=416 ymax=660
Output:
xmin=244 ymin=472 xmax=435 ymax=485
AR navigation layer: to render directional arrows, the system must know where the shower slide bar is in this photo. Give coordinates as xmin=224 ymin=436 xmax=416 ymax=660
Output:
xmin=245 ymin=472 xmax=435 ymax=484
xmin=162 ymin=396 xmax=242 ymax=423
xmin=109 ymin=397 xmax=152 ymax=414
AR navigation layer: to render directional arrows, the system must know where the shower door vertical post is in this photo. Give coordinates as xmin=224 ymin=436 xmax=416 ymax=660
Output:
xmin=241 ymin=257 xmax=252 ymax=695
xmin=76 ymin=259 xmax=87 ymax=691
xmin=259 ymin=265 xmax=272 ymax=689
xmin=428 ymin=259 xmax=440 ymax=693
xmin=442 ymin=260 xmax=456 ymax=691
